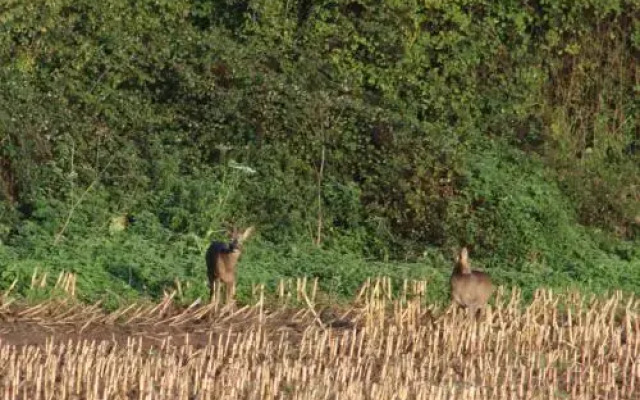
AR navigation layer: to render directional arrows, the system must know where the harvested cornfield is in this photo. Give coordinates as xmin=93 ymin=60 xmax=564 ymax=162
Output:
xmin=0 ymin=276 xmax=639 ymax=399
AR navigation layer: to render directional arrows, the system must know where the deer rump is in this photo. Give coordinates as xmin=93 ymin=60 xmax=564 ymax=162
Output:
xmin=450 ymin=270 xmax=493 ymax=310
xmin=449 ymin=247 xmax=494 ymax=315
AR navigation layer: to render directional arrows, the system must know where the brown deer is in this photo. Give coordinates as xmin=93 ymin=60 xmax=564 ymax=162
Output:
xmin=205 ymin=226 xmax=254 ymax=303
xmin=450 ymin=247 xmax=493 ymax=317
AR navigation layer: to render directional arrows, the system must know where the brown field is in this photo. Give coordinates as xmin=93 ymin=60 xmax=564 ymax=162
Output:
xmin=0 ymin=275 xmax=639 ymax=399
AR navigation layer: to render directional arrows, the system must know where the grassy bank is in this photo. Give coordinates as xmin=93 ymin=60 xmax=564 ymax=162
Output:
xmin=1 ymin=1 xmax=639 ymax=304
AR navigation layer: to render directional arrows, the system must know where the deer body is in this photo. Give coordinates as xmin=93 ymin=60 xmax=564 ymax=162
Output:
xmin=205 ymin=226 xmax=254 ymax=303
xmin=450 ymin=247 xmax=493 ymax=316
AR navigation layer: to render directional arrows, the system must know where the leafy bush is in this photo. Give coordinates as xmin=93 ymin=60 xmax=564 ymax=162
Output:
xmin=0 ymin=0 xmax=638 ymax=302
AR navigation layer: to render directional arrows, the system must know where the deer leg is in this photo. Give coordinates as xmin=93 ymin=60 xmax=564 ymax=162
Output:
xmin=224 ymin=281 xmax=234 ymax=305
xmin=209 ymin=279 xmax=216 ymax=303
xmin=231 ymin=281 xmax=236 ymax=302
xmin=468 ymin=305 xmax=479 ymax=319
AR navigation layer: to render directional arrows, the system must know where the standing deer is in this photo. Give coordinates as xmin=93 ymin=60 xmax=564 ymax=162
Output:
xmin=205 ymin=226 xmax=255 ymax=303
xmin=450 ymin=247 xmax=494 ymax=317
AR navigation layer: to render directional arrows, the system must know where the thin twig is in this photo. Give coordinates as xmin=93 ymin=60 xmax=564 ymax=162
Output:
xmin=54 ymin=155 xmax=115 ymax=245
xmin=315 ymin=144 xmax=325 ymax=246
xmin=302 ymin=289 xmax=326 ymax=330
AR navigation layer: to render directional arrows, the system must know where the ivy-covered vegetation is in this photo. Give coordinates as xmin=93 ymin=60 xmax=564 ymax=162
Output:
xmin=1 ymin=0 xmax=639 ymax=306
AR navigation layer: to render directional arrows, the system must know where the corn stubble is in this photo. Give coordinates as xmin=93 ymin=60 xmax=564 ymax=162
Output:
xmin=0 ymin=278 xmax=639 ymax=399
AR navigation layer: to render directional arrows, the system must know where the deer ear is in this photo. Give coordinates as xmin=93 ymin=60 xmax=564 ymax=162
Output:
xmin=459 ymin=247 xmax=469 ymax=268
xmin=239 ymin=226 xmax=255 ymax=242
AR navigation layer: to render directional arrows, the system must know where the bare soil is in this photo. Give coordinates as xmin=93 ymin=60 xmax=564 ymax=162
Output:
xmin=0 ymin=301 xmax=358 ymax=349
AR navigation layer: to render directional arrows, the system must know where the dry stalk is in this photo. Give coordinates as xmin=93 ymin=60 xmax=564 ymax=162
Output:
xmin=0 ymin=279 xmax=638 ymax=400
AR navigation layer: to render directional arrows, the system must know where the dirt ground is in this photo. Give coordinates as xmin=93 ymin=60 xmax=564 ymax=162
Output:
xmin=0 ymin=301 xmax=358 ymax=349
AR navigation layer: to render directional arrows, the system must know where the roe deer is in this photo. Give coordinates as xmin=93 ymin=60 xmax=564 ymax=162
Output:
xmin=205 ymin=226 xmax=255 ymax=303
xmin=450 ymin=247 xmax=493 ymax=317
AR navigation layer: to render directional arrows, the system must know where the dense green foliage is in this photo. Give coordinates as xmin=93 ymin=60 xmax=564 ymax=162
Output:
xmin=1 ymin=0 xmax=639 ymax=304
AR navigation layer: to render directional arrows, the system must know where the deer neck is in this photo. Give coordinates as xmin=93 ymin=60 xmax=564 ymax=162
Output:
xmin=455 ymin=262 xmax=471 ymax=275
xmin=221 ymin=250 xmax=241 ymax=266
